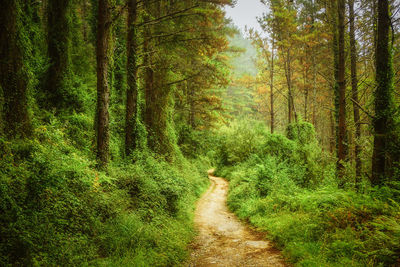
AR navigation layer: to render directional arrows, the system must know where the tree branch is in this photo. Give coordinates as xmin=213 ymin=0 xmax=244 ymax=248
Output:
xmin=349 ymin=98 xmax=375 ymax=119
xmin=137 ymin=5 xmax=200 ymax=27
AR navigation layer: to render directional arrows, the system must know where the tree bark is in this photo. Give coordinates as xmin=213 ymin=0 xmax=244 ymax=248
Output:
xmin=285 ymin=48 xmax=294 ymax=124
xmin=303 ymin=58 xmax=309 ymax=121
xmin=348 ymin=0 xmax=362 ymax=187
xmin=96 ymin=0 xmax=111 ymax=167
xmin=311 ymin=0 xmax=317 ymax=127
xmin=0 ymin=0 xmax=31 ymax=138
xmin=331 ymin=0 xmax=339 ymax=158
xmin=143 ymin=1 xmax=175 ymax=158
xmin=44 ymin=0 xmax=70 ymax=110
xmin=337 ymin=0 xmax=347 ymax=179
xmin=270 ymin=35 xmax=275 ymax=134
xmin=330 ymin=111 xmax=335 ymax=154
xmin=372 ymin=0 xmax=393 ymax=185
xmin=125 ymin=0 xmax=138 ymax=156
xmin=188 ymin=82 xmax=196 ymax=128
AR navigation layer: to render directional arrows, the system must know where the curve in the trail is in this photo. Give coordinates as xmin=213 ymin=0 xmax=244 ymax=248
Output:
xmin=187 ymin=171 xmax=287 ymax=267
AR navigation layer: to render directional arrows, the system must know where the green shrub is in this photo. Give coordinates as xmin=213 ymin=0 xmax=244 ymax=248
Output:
xmin=215 ymin=120 xmax=400 ymax=266
xmin=216 ymin=120 xmax=268 ymax=166
xmin=0 ymin=117 xmax=209 ymax=266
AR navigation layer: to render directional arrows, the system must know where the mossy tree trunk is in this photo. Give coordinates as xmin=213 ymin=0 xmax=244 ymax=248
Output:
xmin=125 ymin=0 xmax=139 ymax=156
xmin=337 ymin=0 xmax=347 ymax=180
xmin=372 ymin=0 xmax=393 ymax=185
xmin=330 ymin=0 xmax=339 ymax=157
xmin=0 ymin=0 xmax=31 ymax=138
xmin=96 ymin=0 xmax=112 ymax=167
xmin=143 ymin=1 xmax=176 ymax=159
xmin=44 ymin=0 xmax=71 ymax=111
xmin=348 ymin=0 xmax=362 ymax=187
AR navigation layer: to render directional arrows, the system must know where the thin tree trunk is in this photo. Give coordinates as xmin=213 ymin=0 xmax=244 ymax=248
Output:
xmin=82 ymin=0 xmax=88 ymax=42
xmin=143 ymin=2 xmax=156 ymax=149
xmin=270 ymin=36 xmax=275 ymax=134
xmin=285 ymin=48 xmax=293 ymax=124
xmin=372 ymin=0 xmax=392 ymax=185
xmin=304 ymin=60 xmax=309 ymax=121
xmin=331 ymin=0 xmax=339 ymax=160
xmin=330 ymin=111 xmax=335 ymax=153
xmin=312 ymin=53 xmax=317 ymax=126
xmin=96 ymin=0 xmax=111 ymax=167
xmin=373 ymin=0 xmax=378 ymax=67
xmin=0 ymin=0 xmax=31 ymax=138
xmin=311 ymin=0 xmax=317 ymax=127
xmin=188 ymin=85 xmax=196 ymax=128
xmin=337 ymin=0 xmax=347 ymax=179
xmin=45 ymin=0 xmax=70 ymax=110
xmin=125 ymin=0 xmax=138 ymax=156
xmin=348 ymin=0 xmax=362 ymax=188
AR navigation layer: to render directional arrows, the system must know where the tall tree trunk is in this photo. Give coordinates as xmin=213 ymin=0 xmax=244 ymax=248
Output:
xmin=188 ymin=83 xmax=196 ymax=128
xmin=0 ymin=0 xmax=31 ymax=138
xmin=96 ymin=0 xmax=111 ymax=167
xmin=348 ymin=0 xmax=362 ymax=188
xmin=337 ymin=0 xmax=347 ymax=179
xmin=311 ymin=0 xmax=317 ymax=127
xmin=312 ymin=51 xmax=317 ymax=125
xmin=303 ymin=59 xmax=309 ymax=121
xmin=143 ymin=1 xmax=175 ymax=158
xmin=125 ymin=0 xmax=138 ymax=156
xmin=373 ymin=0 xmax=378 ymax=67
xmin=372 ymin=0 xmax=393 ymax=185
xmin=331 ymin=0 xmax=339 ymax=160
xmin=330 ymin=111 xmax=336 ymax=154
xmin=270 ymin=36 xmax=275 ymax=134
xmin=82 ymin=0 xmax=89 ymax=42
xmin=285 ymin=48 xmax=293 ymax=124
xmin=44 ymin=0 xmax=70 ymax=110
xmin=143 ymin=3 xmax=156 ymax=149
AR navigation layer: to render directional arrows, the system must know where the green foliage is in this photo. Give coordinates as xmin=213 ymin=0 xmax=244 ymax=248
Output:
xmin=216 ymin=120 xmax=269 ymax=166
xmin=286 ymin=121 xmax=317 ymax=145
xmin=0 ymin=116 xmax=209 ymax=266
xmin=216 ymin=120 xmax=400 ymax=266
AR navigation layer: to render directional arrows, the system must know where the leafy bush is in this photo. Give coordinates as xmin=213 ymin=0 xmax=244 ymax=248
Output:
xmin=0 ymin=116 xmax=209 ymax=266
xmin=215 ymin=119 xmax=269 ymax=166
xmin=216 ymin=121 xmax=400 ymax=266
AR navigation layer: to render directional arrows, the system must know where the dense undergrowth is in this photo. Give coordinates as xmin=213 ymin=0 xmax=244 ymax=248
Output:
xmin=0 ymin=114 xmax=210 ymax=266
xmin=215 ymin=120 xmax=400 ymax=266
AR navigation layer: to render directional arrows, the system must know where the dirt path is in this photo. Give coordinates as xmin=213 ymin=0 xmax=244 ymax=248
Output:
xmin=187 ymin=171 xmax=287 ymax=267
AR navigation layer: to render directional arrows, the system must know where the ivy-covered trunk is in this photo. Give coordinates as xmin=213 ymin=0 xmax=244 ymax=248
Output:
xmin=372 ymin=0 xmax=393 ymax=185
xmin=125 ymin=0 xmax=139 ymax=156
xmin=44 ymin=0 xmax=71 ymax=111
xmin=0 ymin=0 xmax=31 ymax=138
xmin=143 ymin=1 xmax=176 ymax=159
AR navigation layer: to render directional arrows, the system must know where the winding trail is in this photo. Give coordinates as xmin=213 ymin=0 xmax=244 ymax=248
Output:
xmin=187 ymin=170 xmax=287 ymax=267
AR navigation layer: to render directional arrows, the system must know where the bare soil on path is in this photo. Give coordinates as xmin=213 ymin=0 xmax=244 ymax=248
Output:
xmin=187 ymin=171 xmax=287 ymax=267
